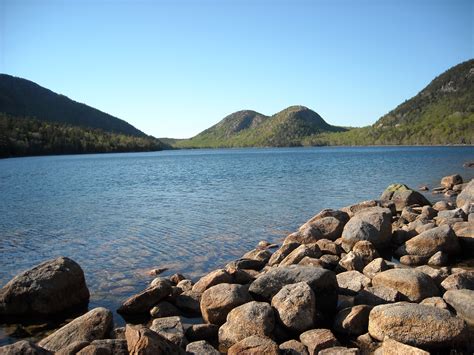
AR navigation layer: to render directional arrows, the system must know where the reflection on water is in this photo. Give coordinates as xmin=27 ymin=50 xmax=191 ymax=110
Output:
xmin=0 ymin=146 xmax=473 ymax=344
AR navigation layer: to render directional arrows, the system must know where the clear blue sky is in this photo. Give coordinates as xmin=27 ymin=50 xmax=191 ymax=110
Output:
xmin=1 ymin=0 xmax=472 ymax=138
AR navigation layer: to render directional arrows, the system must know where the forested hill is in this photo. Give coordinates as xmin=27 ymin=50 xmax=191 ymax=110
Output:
xmin=0 ymin=75 xmax=169 ymax=158
xmin=0 ymin=74 xmax=145 ymax=137
xmin=174 ymin=106 xmax=347 ymax=148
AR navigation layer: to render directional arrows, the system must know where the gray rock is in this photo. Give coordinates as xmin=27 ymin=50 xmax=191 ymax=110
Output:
xmin=318 ymin=347 xmax=359 ymax=355
xmin=299 ymin=329 xmax=339 ymax=355
xmin=295 ymin=209 xmax=350 ymax=242
xmin=354 ymin=286 xmax=400 ymax=306
xmin=280 ymin=244 xmax=321 ymax=266
xmin=372 ymin=269 xmax=439 ymax=302
xmin=248 ymin=266 xmax=338 ymax=315
xmin=192 ymin=269 xmax=233 ymax=293
xmin=38 ymin=307 xmax=113 ymax=352
xmin=0 ymin=257 xmax=89 ymax=316
xmin=420 ymin=296 xmax=449 ymax=310
xmin=125 ymin=324 xmax=184 ymax=355
xmin=362 ymin=258 xmax=389 ymax=279
xmin=333 ymin=305 xmax=371 ymax=336
xmin=440 ymin=271 xmax=474 ymax=290
xmin=76 ymin=339 xmax=128 ymax=355
xmin=341 ymin=200 xmax=395 ymax=218
xmin=185 ymin=324 xmax=219 ymax=343
xmin=352 ymin=241 xmax=379 ymax=265
xmin=227 ymin=336 xmax=279 ymax=354
xmin=218 ymin=301 xmax=274 ymax=350
xmin=443 ymin=289 xmax=474 ymax=325
xmin=456 ymin=179 xmax=474 ymax=208
xmin=341 ymin=207 xmax=392 ymax=251
xmin=242 ymin=249 xmax=272 ymax=263
xmin=379 ymin=338 xmax=429 ymax=355
xmin=117 ymin=279 xmax=171 ymax=315
xmin=368 ymin=302 xmax=467 ymax=349
xmin=279 ymin=340 xmax=309 ymax=355
xmin=415 ymin=265 xmax=449 ymax=285
xmin=271 ymin=282 xmax=316 ymax=332
xmin=150 ymin=316 xmax=187 ymax=347
xmin=380 ymin=184 xmax=431 ymax=211
xmin=427 ymin=251 xmax=448 ymax=266
xmin=150 ymin=301 xmax=181 ymax=318
xmin=441 ymin=174 xmax=463 ymax=189
xmin=200 ymin=283 xmax=252 ymax=326
xmin=0 ymin=341 xmax=51 ymax=355
xmin=55 ymin=341 xmax=90 ymax=355
xmin=174 ymin=290 xmax=202 ymax=315
xmin=185 ymin=340 xmax=219 ymax=355
xmin=395 ymin=225 xmax=460 ymax=258
xmin=453 ymin=221 xmax=474 ymax=252
xmin=336 ymin=271 xmax=371 ymax=296
xmin=268 ymin=242 xmax=300 ymax=266
xmin=337 ymin=251 xmax=365 ymax=272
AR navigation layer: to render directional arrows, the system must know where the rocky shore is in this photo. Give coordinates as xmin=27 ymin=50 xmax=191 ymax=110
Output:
xmin=0 ymin=174 xmax=473 ymax=354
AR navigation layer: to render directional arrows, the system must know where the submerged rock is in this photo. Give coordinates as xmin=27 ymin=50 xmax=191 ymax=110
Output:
xmin=0 ymin=257 xmax=89 ymax=317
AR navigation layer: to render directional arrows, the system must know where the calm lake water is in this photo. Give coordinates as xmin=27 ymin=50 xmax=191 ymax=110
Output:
xmin=0 ymin=146 xmax=473 ymax=343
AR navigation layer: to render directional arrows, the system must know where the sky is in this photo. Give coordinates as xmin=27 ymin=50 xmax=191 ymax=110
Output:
xmin=1 ymin=0 xmax=473 ymax=138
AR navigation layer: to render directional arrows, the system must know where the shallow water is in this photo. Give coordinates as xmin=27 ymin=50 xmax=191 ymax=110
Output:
xmin=0 ymin=146 xmax=473 ymax=344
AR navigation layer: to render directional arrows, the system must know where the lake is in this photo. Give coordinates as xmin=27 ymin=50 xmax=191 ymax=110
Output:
xmin=0 ymin=146 xmax=473 ymax=343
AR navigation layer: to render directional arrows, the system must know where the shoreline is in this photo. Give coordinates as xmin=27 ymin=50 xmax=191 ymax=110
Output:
xmin=0 ymin=171 xmax=473 ymax=353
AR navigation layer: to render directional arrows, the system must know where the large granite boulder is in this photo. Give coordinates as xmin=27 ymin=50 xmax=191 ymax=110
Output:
xmin=443 ymin=289 xmax=474 ymax=326
xmin=76 ymin=340 xmax=128 ymax=355
xmin=441 ymin=174 xmax=463 ymax=189
xmin=456 ymin=179 xmax=474 ymax=208
xmin=227 ymin=336 xmax=279 ymax=355
xmin=268 ymin=242 xmax=300 ymax=265
xmin=299 ymin=329 xmax=339 ymax=355
xmin=279 ymin=244 xmax=321 ymax=266
xmin=248 ymin=266 xmax=338 ymax=314
xmin=192 ymin=269 xmax=233 ymax=293
xmin=186 ymin=340 xmax=219 ymax=355
xmin=295 ymin=209 xmax=350 ymax=242
xmin=218 ymin=301 xmax=274 ymax=350
xmin=341 ymin=207 xmax=392 ymax=251
xmin=0 ymin=341 xmax=51 ymax=355
xmin=125 ymin=324 xmax=184 ymax=355
xmin=0 ymin=257 xmax=89 ymax=316
xmin=149 ymin=316 xmax=187 ymax=347
xmin=378 ymin=338 xmax=429 ymax=355
xmin=396 ymin=225 xmax=460 ymax=258
xmin=200 ymin=283 xmax=252 ymax=326
xmin=440 ymin=271 xmax=474 ymax=290
xmin=38 ymin=307 xmax=113 ymax=352
xmin=117 ymin=279 xmax=171 ymax=315
xmin=333 ymin=305 xmax=371 ymax=336
xmin=371 ymin=269 xmax=439 ymax=302
xmin=380 ymin=184 xmax=431 ymax=211
xmin=368 ymin=302 xmax=467 ymax=349
xmin=271 ymin=282 xmax=316 ymax=332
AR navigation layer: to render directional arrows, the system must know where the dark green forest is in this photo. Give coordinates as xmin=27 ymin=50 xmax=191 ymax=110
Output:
xmin=0 ymin=114 xmax=168 ymax=158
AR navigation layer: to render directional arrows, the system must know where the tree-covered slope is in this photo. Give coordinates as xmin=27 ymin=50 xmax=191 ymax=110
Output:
xmin=304 ymin=59 xmax=474 ymax=146
xmin=0 ymin=113 xmax=168 ymax=158
xmin=175 ymin=105 xmax=347 ymax=148
xmin=0 ymin=74 xmax=146 ymax=137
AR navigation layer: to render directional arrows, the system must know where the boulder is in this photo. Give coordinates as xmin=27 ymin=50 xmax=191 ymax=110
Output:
xmin=76 ymin=339 xmax=128 ymax=355
xmin=456 ymin=179 xmax=474 ymax=208
xmin=185 ymin=323 xmax=219 ymax=343
xmin=38 ymin=307 xmax=113 ymax=352
xmin=341 ymin=207 xmax=392 ymax=251
xmin=396 ymin=225 xmax=460 ymax=258
xmin=441 ymin=174 xmax=463 ymax=189
xmin=268 ymin=242 xmax=300 ymax=265
xmin=368 ymin=302 xmax=467 ymax=349
xmin=453 ymin=221 xmax=474 ymax=252
xmin=333 ymin=305 xmax=371 ymax=336
xmin=427 ymin=251 xmax=448 ymax=266
xmin=362 ymin=258 xmax=389 ymax=279
xmin=420 ymin=296 xmax=449 ymax=310
xmin=379 ymin=338 xmax=429 ymax=355
xmin=336 ymin=271 xmax=371 ymax=296
xmin=354 ymin=286 xmax=400 ymax=306
xmin=176 ymin=279 xmax=193 ymax=292
xmin=299 ymin=257 xmax=325 ymax=268
xmin=242 ymin=249 xmax=272 ymax=263
xmin=399 ymin=255 xmax=429 ymax=266
xmin=218 ymin=301 xmax=274 ymax=350
xmin=440 ymin=271 xmax=474 ymax=290
xmin=0 ymin=257 xmax=89 ymax=316
xmin=150 ymin=301 xmax=181 ymax=318
xmin=125 ymin=324 xmax=184 ymax=355
xmin=117 ymin=279 xmax=171 ymax=315
xmin=174 ymin=290 xmax=202 ymax=315
xmin=280 ymin=244 xmax=321 ymax=266
xmin=55 ymin=341 xmax=90 ymax=355
xmin=200 ymin=283 xmax=252 ymax=326
xmin=185 ymin=340 xmax=219 ymax=355
xmin=248 ymin=266 xmax=338 ymax=314
xmin=279 ymin=340 xmax=309 ymax=355
xmin=433 ymin=200 xmax=453 ymax=211
xmin=316 ymin=239 xmax=342 ymax=255
xmin=443 ymin=289 xmax=474 ymax=325
xmin=319 ymin=255 xmax=340 ymax=270
xmin=0 ymin=341 xmax=51 ymax=355
xmin=296 ymin=209 xmax=350 ymax=242
xmin=341 ymin=200 xmax=395 ymax=218
xmin=380 ymin=184 xmax=431 ymax=211
xmin=318 ymin=347 xmax=359 ymax=355
xmin=226 ymin=258 xmax=266 ymax=271
xmin=149 ymin=316 xmax=187 ymax=347
xmin=299 ymin=329 xmax=339 ymax=355
xmin=415 ymin=265 xmax=449 ymax=285
xmin=271 ymin=282 xmax=316 ymax=332
xmin=337 ymin=251 xmax=365 ymax=272
xmin=371 ymin=269 xmax=439 ymax=302
xmin=352 ymin=241 xmax=379 ymax=265
xmin=227 ymin=336 xmax=279 ymax=355
xmin=192 ymin=269 xmax=233 ymax=293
